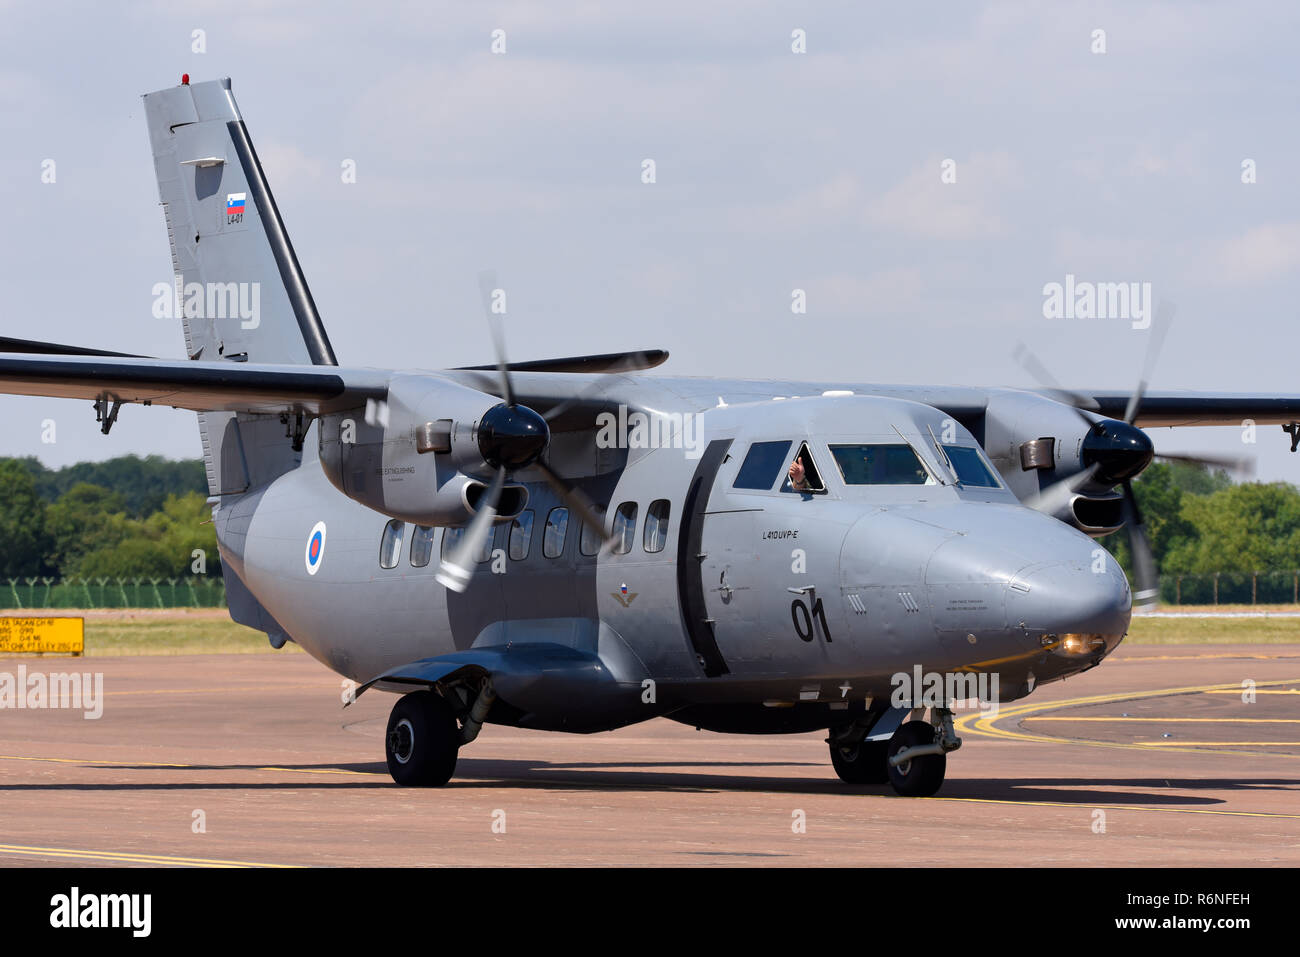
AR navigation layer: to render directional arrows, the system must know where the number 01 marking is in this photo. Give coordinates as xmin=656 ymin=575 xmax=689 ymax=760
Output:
xmin=791 ymin=597 xmax=832 ymax=643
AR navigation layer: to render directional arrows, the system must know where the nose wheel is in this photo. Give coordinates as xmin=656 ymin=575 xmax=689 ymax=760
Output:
xmin=829 ymin=738 xmax=890 ymax=784
xmin=828 ymin=709 xmax=958 ymax=796
xmin=886 ymin=720 xmax=948 ymax=797
xmin=385 ymin=690 xmax=460 ymax=786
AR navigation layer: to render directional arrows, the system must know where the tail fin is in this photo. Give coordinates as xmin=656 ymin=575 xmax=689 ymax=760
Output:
xmin=142 ymin=76 xmax=335 ymax=494
xmin=143 ymin=76 xmax=335 ymax=367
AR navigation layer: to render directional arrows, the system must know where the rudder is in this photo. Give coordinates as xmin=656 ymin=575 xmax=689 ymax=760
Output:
xmin=142 ymin=76 xmax=335 ymax=495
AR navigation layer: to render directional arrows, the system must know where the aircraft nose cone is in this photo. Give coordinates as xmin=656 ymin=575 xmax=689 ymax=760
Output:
xmin=917 ymin=504 xmax=1131 ymax=660
xmin=1007 ymin=553 xmax=1132 ymax=651
xmin=1080 ymin=418 xmax=1154 ymax=485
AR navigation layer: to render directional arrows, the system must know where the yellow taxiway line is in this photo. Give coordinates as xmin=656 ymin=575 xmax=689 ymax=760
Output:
xmin=1028 ymin=716 xmax=1300 ymax=723
xmin=0 ymin=753 xmax=381 ymax=776
xmin=0 ymin=842 xmax=292 ymax=868
xmin=955 ymin=678 xmax=1300 ymax=759
xmin=927 ymin=796 xmax=1300 ymax=820
xmin=103 ymin=682 xmax=330 ymax=697
xmin=1204 ymin=688 xmax=1299 ymax=694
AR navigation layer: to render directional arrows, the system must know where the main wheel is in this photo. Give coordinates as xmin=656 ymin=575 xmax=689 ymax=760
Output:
xmin=829 ymin=738 xmax=890 ymax=784
xmin=385 ymin=690 xmax=460 ymax=786
xmin=886 ymin=720 xmax=946 ymax=797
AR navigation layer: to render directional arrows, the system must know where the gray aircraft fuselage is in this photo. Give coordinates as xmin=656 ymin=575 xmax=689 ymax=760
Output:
xmin=219 ymin=379 xmax=1131 ymax=735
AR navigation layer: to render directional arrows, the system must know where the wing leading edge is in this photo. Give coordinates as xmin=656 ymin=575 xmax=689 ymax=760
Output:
xmin=0 ymin=353 xmax=389 ymax=414
xmin=1083 ymin=391 xmax=1300 ymax=427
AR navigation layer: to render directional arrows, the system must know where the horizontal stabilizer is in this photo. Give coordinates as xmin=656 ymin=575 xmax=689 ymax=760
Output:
xmin=0 ymin=336 xmax=145 ymax=359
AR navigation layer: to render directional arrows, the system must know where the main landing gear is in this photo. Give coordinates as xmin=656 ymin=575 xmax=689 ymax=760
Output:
xmin=828 ymin=707 xmax=962 ymax=797
xmin=385 ymin=690 xmax=459 ymax=786
xmin=384 ymin=680 xmax=496 ymax=786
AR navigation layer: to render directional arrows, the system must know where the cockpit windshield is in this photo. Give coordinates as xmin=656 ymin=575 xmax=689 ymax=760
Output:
xmin=942 ymin=445 xmax=1001 ymax=488
xmin=829 ymin=444 xmax=933 ymax=485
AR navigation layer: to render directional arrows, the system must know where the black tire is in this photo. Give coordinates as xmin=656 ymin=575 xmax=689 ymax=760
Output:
xmin=886 ymin=720 xmax=946 ymax=797
xmin=829 ymin=738 xmax=890 ymax=784
xmin=385 ymin=690 xmax=460 ymax=786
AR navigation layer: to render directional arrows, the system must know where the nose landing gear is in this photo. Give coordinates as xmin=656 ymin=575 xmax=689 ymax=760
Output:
xmin=829 ymin=737 xmax=891 ymax=784
xmin=886 ymin=721 xmax=948 ymax=796
xmin=828 ymin=706 xmax=962 ymax=797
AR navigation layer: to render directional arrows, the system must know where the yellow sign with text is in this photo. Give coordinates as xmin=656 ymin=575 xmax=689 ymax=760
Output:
xmin=0 ymin=617 xmax=85 ymax=656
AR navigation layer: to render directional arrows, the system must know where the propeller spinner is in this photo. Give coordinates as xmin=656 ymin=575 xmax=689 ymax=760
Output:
xmin=1080 ymin=419 xmax=1154 ymax=485
xmin=477 ymin=402 xmax=549 ymax=470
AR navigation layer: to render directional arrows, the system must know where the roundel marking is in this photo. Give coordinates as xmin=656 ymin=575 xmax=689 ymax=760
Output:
xmin=305 ymin=521 xmax=327 ymax=575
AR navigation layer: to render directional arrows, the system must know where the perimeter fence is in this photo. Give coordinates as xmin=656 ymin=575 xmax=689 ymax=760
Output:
xmin=3 ymin=577 xmax=227 ymax=609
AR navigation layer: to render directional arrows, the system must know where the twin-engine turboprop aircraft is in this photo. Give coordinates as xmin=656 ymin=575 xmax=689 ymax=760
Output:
xmin=3 ymin=77 xmax=1296 ymax=796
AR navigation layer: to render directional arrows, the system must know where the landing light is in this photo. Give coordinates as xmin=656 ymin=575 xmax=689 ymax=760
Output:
xmin=1058 ymin=633 xmax=1110 ymax=655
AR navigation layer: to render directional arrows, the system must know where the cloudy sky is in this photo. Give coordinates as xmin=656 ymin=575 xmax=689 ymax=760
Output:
xmin=2 ymin=1 xmax=1298 ymax=479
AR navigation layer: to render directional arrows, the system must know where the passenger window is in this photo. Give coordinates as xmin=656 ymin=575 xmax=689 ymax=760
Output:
xmin=734 ymin=440 xmax=793 ymax=490
xmin=442 ymin=524 xmax=494 ymax=563
xmin=509 ymin=510 xmax=535 ymax=560
xmin=643 ymin=499 xmax=670 ymax=553
xmin=409 ymin=525 xmax=437 ymax=567
xmin=612 ymin=502 xmax=638 ymax=555
xmin=475 ymin=525 xmax=495 ymax=563
xmin=442 ymin=525 xmax=464 ymax=559
xmin=379 ymin=519 xmax=405 ymax=568
xmin=781 ymin=442 xmax=826 ymax=493
xmin=543 ymin=507 xmax=569 ymax=558
xmin=580 ymin=505 xmax=606 ymax=556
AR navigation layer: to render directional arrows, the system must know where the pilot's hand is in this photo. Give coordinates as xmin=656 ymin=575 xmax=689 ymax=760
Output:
xmin=789 ymin=460 xmax=806 ymax=488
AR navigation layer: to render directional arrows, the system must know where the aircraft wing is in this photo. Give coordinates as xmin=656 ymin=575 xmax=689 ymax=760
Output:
xmin=1080 ymin=391 xmax=1300 ymax=427
xmin=352 ymin=643 xmax=650 ymax=733
xmin=353 ymin=644 xmax=614 ymax=701
xmin=0 ymin=353 xmax=389 ymax=414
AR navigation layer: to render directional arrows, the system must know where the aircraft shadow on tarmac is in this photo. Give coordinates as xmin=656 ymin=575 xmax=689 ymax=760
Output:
xmin=5 ymin=757 xmax=1298 ymax=806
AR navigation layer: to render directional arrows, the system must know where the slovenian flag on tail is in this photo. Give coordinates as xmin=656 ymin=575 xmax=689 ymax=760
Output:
xmin=226 ymin=192 xmax=246 ymax=215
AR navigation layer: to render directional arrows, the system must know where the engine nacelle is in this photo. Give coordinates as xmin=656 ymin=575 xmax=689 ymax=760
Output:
xmin=983 ymin=390 xmax=1092 ymax=493
xmin=318 ymin=373 xmax=527 ymax=526
xmin=982 ymin=389 xmax=1126 ymax=537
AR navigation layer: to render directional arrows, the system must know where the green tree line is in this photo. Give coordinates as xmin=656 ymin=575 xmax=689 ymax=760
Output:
xmin=0 ymin=455 xmax=219 ymax=579
xmin=1100 ymin=461 xmax=1300 ymax=584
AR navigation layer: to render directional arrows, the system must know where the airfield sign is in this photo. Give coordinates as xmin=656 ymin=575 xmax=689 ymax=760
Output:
xmin=0 ymin=617 xmax=85 ymax=657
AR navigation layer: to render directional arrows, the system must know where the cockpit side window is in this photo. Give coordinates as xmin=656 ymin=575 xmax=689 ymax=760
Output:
xmin=942 ymin=445 xmax=1001 ymax=488
xmin=781 ymin=441 xmax=827 ymax=494
xmin=733 ymin=440 xmax=792 ymax=490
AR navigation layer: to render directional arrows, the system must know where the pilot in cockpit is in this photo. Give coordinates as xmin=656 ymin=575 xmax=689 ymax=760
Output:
xmin=788 ymin=456 xmax=809 ymax=491
xmin=787 ymin=446 xmax=822 ymax=492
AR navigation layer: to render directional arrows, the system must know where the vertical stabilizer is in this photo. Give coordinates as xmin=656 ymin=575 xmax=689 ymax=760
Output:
xmin=142 ymin=76 xmax=337 ymax=494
